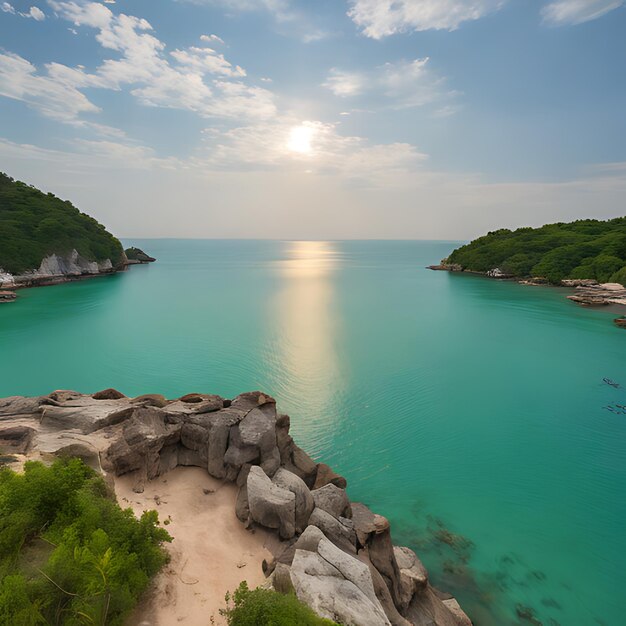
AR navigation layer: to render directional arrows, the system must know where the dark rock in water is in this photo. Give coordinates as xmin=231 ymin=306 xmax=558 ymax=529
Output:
xmin=0 ymin=290 xmax=16 ymax=303
xmin=614 ymin=317 xmax=626 ymax=329
xmin=0 ymin=389 xmax=473 ymax=626
xmin=124 ymin=247 xmax=156 ymax=263
xmin=516 ymin=603 xmax=542 ymax=625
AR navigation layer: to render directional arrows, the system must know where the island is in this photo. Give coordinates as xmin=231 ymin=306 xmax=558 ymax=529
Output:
xmin=0 ymin=389 xmax=472 ymax=626
xmin=0 ymin=172 xmax=155 ymax=299
xmin=429 ymin=217 xmax=626 ymax=310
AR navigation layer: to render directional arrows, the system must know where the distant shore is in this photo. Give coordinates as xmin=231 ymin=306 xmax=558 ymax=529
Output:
xmin=428 ymin=263 xmax=626 ymax=325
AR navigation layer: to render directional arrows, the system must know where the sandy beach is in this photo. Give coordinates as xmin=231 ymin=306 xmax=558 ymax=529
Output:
xmin=115 ymin=467 xmax=273 ymax=626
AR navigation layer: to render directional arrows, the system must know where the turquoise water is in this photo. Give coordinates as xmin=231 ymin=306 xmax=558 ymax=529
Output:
xmin=1 ymin=240 xmax=624 ymax=625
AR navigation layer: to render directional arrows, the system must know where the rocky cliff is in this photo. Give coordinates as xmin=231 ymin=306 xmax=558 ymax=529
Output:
xmin=0 ymin=248 xmax=125 ymax=289
xmin=0 ymin=389 xmax=472 ymax=626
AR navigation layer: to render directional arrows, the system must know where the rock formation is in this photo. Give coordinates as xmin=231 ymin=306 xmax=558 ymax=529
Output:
xmin=564 ymin=281 xmax=626 ymax=306
xmin=0 ymin=389 xmax=471 ymax=626
xmin=0 ymin=249 xmax=123 ymax=289
xmin=125 ymin=247 xmax=157 ymax=264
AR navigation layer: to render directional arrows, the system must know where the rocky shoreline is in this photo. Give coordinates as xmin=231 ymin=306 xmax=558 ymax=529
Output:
xmin=0 ymin=389 xmax=472 ymax=626
xmin=0 ymin=246 xmax=155 ymax=302
xmin=428 ymin=263 xmax=626 ymax=316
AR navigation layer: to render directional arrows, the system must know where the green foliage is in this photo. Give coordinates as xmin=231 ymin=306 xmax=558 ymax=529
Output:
xmin=0 ymin=172 xmax=124 ymax=274
xmin=0 ymin=459 xmax=171 ymax=625
xmin=221 ymin=582 xmax=338 ymax=626
xmin=447 ymin=217 xmax=626 ymax=285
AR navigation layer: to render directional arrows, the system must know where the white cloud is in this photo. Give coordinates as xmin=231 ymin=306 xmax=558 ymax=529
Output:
xmin=0 ymin=52 xmax=100 ymax=122
xmin=23 ymin=5 xmax=45 ymax=20
xmin=3 ymin=3 xmax=46 ymax=19
xmin=323 ymin=69 xmax=365 ymax=97
xmin=0 ymin=0 xmax=277 ymax=124
xmin=196 ymin=118 xmax=427 ymax=183
xmin=324 ymin=58 xmax=457 ymax=111
xmin=541 ymin=0 xmax=624 ymax=25
xmin=170 ymin=46 xmax=245 ymax=77
xmin=348 ymin=0 xmax=505 ymax=38
xmin=200 ymin=33 xmax=225 ymax=44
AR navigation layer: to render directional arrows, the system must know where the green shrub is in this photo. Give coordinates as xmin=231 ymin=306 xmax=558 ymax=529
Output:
xmin=0 ymin=459 xmax=171 ymax=625
xmin=221 ymin=581 xmax=338 ymax=626
xmin=0 ymin=172 xmax=124 ymax=274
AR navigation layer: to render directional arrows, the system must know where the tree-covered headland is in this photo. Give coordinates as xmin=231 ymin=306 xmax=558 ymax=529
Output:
xmin=0 ymin=173 xmax=124 ymax=275
xmin=446 ymin=217 xmax=626 ymax=285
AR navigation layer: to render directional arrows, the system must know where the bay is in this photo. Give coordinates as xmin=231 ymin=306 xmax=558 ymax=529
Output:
xmin=1 ymin=239 xmax=624 ymax=625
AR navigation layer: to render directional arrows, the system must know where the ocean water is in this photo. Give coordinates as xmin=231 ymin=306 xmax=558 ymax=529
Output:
xmin=1 ymin=239 xmax=624 ymax=625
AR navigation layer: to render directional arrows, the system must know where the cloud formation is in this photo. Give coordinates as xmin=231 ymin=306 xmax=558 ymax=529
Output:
xmin=541 ymin=0 xmax=624 ymax=25
xmin=348 ymin=0 xmax=505 ymax=38
xmin=324 ymin=58 xmax=457 ymax=111
xmin=0 ymin=1 xmax=277 ymax=128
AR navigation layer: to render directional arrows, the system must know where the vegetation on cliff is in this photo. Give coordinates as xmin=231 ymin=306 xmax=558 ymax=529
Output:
xmin=446 ymin=217 xmax=626 ymax=284
xmin=222 ymin=582 xmax=338 ymax=626
xmin=0 ymin=458 xmax=170 ymax=625
xmin=0 ymin=173 xmax=124 ymax=275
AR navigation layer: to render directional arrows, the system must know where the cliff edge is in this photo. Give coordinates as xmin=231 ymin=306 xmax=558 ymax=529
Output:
xmin=0 ymin=389 xmax=472 ymax=626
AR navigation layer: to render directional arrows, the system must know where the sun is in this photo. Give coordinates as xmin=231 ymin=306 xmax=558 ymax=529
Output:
xmin=287 ymin=124 xmax=315 ymax=155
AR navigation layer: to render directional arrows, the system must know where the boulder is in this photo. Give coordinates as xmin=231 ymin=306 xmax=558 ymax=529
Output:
xmin=0 ymin=395 xmax=44 ymax=418
xmin=247 ymin=466 xmax=296 ymax=539
xmin=294 ymin=525 xmax=326 ymax=553
xmin=314 ymin=462 xmax=347 ymax=489
xmin=132 ymin=394 xmax=169 ymax=408
xmin=309 ymin=508 xmax=357 ymax=554
xmin=311 ymin=483 xmax=351 ymax=519
xmin=272 ymin=468 xmax=315 ymax=533
xmin=442 ymin=598 xmax=473 ymax=626
xmin=290 ymin=542 xmax=391 ymax=626
xmin=394 ymin=546 xmax=428 ymax=594
xmin=92 ymin=388 xmax=126 ymax=400
xmin=235 ymin=485 xmax=249 ymax=522
xmin=40 ymin=398 xmax=134 ymax=434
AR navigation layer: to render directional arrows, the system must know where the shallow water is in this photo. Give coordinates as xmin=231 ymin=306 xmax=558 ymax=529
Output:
xmin=1 ymin=240 xmax=624 ymax=625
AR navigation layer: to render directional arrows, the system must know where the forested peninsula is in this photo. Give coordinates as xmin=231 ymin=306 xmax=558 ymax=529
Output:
xmin=0 ymin=173 xmax=153 ymax=295
xmin=441 ymin=217 xmax=626 ymax=285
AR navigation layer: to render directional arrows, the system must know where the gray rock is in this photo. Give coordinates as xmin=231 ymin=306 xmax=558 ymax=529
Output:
xmin=311 ymin=483 xmax=351 ymax=519
xmin=272 ymin=468 xmax=314 ymax=533
xmin=260 ymin=446 xmax=281 ymax=477
xmin=442 ymin=598 xmax=472 ymax=626
xmin=290 ymin=545 xmax=391 ymax=626
xmin=394 ymin=546 xmax=428 ymax=594
xmin=294 ymin=525 xmax=326 ymax=553
xmin=314 ymin=462 xmax=347 ymax=489
xmin=309 ymin=508 xmax=357 ymax=554
xmin=239 ymin=407 xmax=276 ymax=452
xmin=247 ymin=466 xmax=296 ymax=539
xmin=236 ymin=485 xmax=249 ymax=522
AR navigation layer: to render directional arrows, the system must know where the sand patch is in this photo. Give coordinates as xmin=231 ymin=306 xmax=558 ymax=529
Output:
xmin=115 ymin=467 xmax=273 ymax=626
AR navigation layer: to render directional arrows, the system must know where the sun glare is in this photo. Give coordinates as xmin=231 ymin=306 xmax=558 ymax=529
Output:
xmin=287 ymin=125 xmax=315 ymax=155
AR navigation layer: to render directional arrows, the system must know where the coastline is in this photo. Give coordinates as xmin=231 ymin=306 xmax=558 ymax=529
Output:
xmin=428 ymin=263 xmax=626 ymax=318
xmin=0 ymin=247 xmax=155 ymax=300
xmin=0 ymin=389 xmax=472 ymax=626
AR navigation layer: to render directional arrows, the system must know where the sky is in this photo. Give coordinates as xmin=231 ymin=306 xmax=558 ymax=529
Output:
xmin=0 ymin=0 xmax=625 ymax=239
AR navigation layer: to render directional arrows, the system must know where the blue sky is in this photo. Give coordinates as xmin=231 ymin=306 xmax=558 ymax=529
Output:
xmin=0 ymin=0 xmax=625 ymax=239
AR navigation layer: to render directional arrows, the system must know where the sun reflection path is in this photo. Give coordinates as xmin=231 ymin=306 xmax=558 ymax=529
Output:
xmin=270 ymin=241 xmax=344 ymax=449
